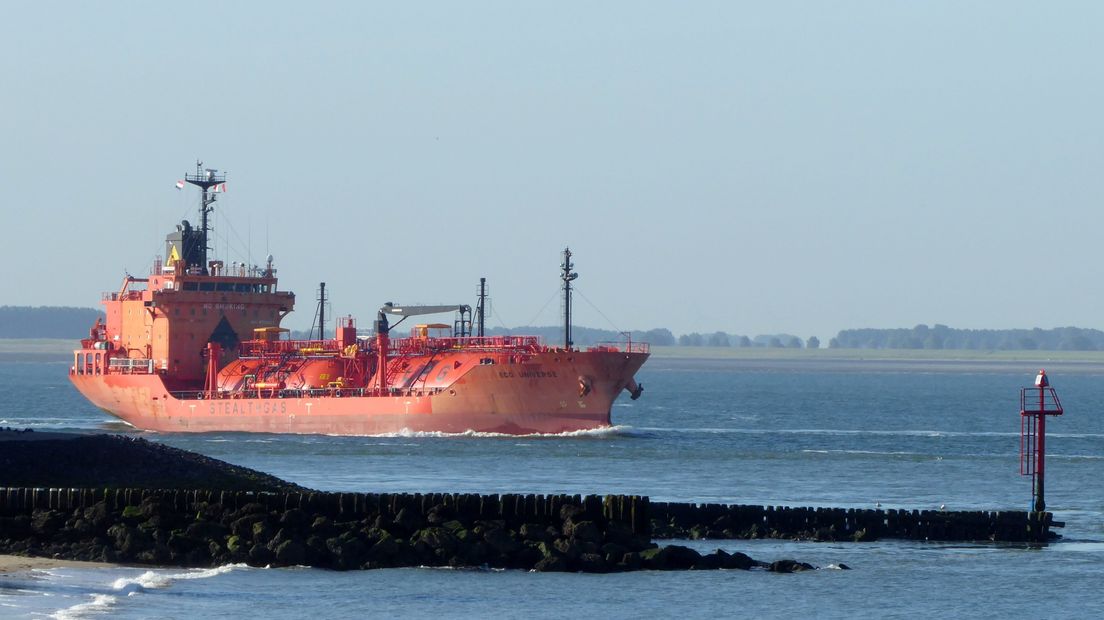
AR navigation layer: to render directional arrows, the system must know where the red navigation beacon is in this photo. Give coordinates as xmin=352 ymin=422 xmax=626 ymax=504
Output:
xmin=1020 ymin=370 xmax=1063 ymax=512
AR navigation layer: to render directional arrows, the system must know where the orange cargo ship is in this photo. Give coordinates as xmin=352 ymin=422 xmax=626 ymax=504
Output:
xmin=69 ymin=163 xmax=648 ymax=435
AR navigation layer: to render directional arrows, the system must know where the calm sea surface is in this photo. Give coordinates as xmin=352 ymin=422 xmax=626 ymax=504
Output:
xmin=2 ymin=356 xmax=1103 ymax=618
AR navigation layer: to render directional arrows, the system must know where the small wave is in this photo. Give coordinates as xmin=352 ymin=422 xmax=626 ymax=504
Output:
xmin=335 ymin=425 xmax=632 ymax=439
xmin=634 ymin=427 xmax=1019 ymax=438
xmin=111 ymin=563 xmax=247 ymax=595
xmin=1057 ymin=542 xmax=1104 ymax=552
xmin=51 ymin=593 xmax=118 ymax=620
xmin=801 ymin=448 xmax=924 ymax=457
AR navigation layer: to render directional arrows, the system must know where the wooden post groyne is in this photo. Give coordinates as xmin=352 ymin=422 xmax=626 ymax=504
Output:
xmin=0 ymin=487 xmax=649 ymax=534
xmin=0 ymin=488 xmax=1056 ymax=543
xmin=650 ymin=502 xmax=1059 ymax=543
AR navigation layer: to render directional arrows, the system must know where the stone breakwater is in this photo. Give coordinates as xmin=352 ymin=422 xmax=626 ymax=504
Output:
xmin=0 ymin=431 xmax=306 ymax=493
xmin=650 ymin=502 xmax=1058 ymax=543
xmin=0 ymin=489 xmax=817 ymax=573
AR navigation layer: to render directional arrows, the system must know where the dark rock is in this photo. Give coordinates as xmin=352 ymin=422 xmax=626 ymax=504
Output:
xmin=138 ymin=498 xmax=171 ymax=520
xmin=768 ymin=559 xmax=816 ymax=573
xmin=693 ymin=551 xmax=725 ymax=570
xmin=483 ymin=527 xmax=520 ymax=556
xmin=31 ymin=510 xmax=67 ymax=537
xmin=662 ymin=545 xmax=701 ymax=570
xmin=230 ymin=514 xmax=267 ymax=538
xmin=512 ymin=543 xmax=544 ymax=570
xmin=568 ymin=520 xmax=602 ymax=544
xmin=604 ymin=521 xmax=636 ymax=547
xmin=601 ymin=542 xmax=629 ymax=561
xmin=279 ymin=509 xmax=310 ymax=532
xmin=195 ymin=502 xmax=224 ymax=522
xmin=248 ymin=543 xmax=276 ymax=565
xmin=519 ymin=523 xmax=549 ymax=542
xmin=120 ymin=505 xmax=144 ymax=523
xmin=252 ymin=521 xmax=274 ymax=545
xmin=135 ymin=546 xmax=171 ymax=565
xmin=83 ymin=503 xmax=112 ymax=530
xmin=226 ymin=535 xmax=246 ymax=553
xmin=459 ymin=541 xmax=490 ymax=567
xmin=185 ymin=520 xmax=227 ymax=542
xmin=722 ymin=550 xmax=759 ymax=570
xmin=620 ymin=551 xmax=643 ymax=571
xmin=440 ymin=520 xmax=465 ymax=533
xmin=119 ymin=531 xmax=151 ymax=559
xmin=274 ymin=539 xmax=307 ymax=566
xmin=533 ymin=554 xmax=569 ymax=572
xmin=552 ymin=538 xmax=581 ymax=561
xmin=639 ymin=547 xmax=666 ymax=569
xmin=71 ymin=518 xmax=95 ymax=536
xmin=310 ymin=516 xmax=337 ymax=538
xmin=1 ymin=515 xmax=32 ymax=539
xmin=167 ymin=531 xmax=202 ymax=555
xmin=391 ymin=539 xmax=420 ymax=567
xmin=363 ymin=533 xmax=397 ymax=565
xmin=642 ymin=545 xmax=701 ymax=570
xmin=392 ymin=508 xmax=425 ymax=535
xmin=577 ymin=552 xmax=609 ymax=573
xmin=183 ymin=546 xmax=213 ymax=566
xmin=415 ymin=527 xmax=459 ymax=559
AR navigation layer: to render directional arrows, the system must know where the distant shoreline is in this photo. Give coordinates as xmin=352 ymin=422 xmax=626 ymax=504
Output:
xmin=6 ymin=339 xmax=1104 ymax=373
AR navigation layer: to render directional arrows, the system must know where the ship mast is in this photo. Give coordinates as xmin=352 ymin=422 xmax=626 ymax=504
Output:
xmin=183 ymin=161 xmax=226 ymax=275
xmin=315 ymin=282 xmax=327 ymax=340
xmin=476 ymin=277 xmax=487 ymax=338
xmin=561 ymin=248 xmax=578 ymax=348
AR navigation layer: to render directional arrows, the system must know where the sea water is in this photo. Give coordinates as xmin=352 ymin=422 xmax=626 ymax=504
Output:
xmin=1 ymin=356 xmax=1103 ymax=618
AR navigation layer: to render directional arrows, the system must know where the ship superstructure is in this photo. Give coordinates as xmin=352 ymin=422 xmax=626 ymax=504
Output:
xmin=70 ymin=163 xmax=647 ymax=435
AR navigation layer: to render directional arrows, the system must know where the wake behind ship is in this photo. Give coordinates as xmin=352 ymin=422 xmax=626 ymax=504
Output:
xmin=69 ymin=163 xmax=648 ymax=435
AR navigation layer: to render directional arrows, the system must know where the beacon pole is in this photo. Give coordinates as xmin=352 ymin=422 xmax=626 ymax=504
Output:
xmin=1020 ymin=369 xmax=1062 ymax=514
xmin=1035 ymin=371 xmax=1046 ymax=512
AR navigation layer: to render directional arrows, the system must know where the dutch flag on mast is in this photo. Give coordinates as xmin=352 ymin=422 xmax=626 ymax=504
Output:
xmin=175 ymin=179 xmax=185 ymax=190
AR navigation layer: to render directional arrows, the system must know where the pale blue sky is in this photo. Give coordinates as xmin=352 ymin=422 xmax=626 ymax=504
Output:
xmin=3 ymin=2 xmax=1102 ymax=339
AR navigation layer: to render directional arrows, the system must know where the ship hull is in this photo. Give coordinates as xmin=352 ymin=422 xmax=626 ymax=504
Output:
xmin=70 ymin=351 xmax=647 ymax=435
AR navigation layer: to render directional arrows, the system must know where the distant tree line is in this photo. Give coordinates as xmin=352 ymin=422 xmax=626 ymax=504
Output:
xmin=8 ymin=307 xmax=1104 ymax=352
xmin=676 ymin=332 xmax=812 ymax=348
xmin=0 ymin=306 xmax=103 ymax=339
xmin=830 ymin=324 xmax=1104 ymax=351
xmin=484 ymin=326 xmax=676 ymax=347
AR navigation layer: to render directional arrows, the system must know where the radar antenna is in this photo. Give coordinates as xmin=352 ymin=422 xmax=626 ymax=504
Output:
xmin=184 ymin=160 xmax=227 ymax=275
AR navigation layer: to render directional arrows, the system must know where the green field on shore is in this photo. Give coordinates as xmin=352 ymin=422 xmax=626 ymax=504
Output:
xmin=7 ymin=338 xmax=1104 ymax=364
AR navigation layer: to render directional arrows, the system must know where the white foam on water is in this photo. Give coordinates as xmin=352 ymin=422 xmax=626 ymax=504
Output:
xmin=338 ymin=424 xmax=631 ymax=439
xmin=50 ymin=593 xmax=118 ymax=620
xmin=801 ymin=449 xmax=923 ymax=457
xmin=110 ymin=563 xmax=248 ymax=595
xmin=1057 ymin=542 xmax=1104 ymax=552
